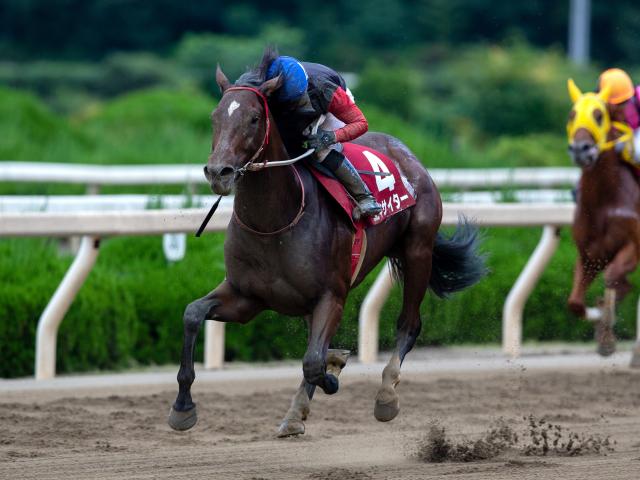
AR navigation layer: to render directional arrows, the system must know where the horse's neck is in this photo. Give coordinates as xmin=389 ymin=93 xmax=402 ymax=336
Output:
xmin=579 ymin=150 xmax=624 ymax=207
xmin=233 ymin=121 xmax=303 ymax=231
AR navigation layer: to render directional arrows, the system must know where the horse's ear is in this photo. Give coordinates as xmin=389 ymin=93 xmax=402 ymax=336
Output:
xmin=598 ymin=84 xmax=612 ymax=103
xmin=567 ymin=78 xmax=582 ymax=103
xmin=216 ymin=64 xmax=231 ymax=93
xmin=259 ymin=74 xmax=283 ymax=98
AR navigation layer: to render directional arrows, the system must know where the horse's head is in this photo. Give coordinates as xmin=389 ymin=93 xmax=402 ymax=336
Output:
xmin=566 ymin=78 xmax=612 ymax=169
xmin=204 ymin=65 xmax=282 ymax=195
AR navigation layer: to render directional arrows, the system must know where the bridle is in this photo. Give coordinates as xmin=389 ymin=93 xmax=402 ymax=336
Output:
xmin=215 ymin=85 xmax=319 ymax=236
xmin=223 ymin=86 xmax=272 ymax=171
xmin=221 ymin=86 xmax=321 ymax=175
xmin=567 ymin=86 xmax=634 ymax=163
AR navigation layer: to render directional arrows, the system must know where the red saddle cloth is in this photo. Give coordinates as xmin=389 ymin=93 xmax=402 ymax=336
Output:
xmin=305 ymin=142 xmax=416 ymax=282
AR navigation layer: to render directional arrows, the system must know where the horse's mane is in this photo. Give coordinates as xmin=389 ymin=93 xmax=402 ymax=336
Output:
xmin=235 ymin=46 xmax=279 ymax=87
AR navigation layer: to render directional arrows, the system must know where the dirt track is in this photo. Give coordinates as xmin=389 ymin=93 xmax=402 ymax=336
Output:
xmin=1 ymin=363 xmax=640 ymax=479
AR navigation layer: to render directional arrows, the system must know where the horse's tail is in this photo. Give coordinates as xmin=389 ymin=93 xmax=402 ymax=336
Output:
xmin=428 ymin=216 xmax=487 ymax=298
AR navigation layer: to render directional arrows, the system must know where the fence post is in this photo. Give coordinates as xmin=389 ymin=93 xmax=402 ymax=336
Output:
xmin=502 ymin=226 xmax=560 ymax=357
xmin=204 ymin=320 xmax=225 ymax=369
xmin=358 ymin=262 xmax=394 ymax=364
xmin=35 ymin=236 xmax=100 ymax=380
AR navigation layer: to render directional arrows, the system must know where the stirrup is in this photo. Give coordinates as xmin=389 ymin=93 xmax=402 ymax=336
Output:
xmin=353 ymin=196 xmax=382 ymax=220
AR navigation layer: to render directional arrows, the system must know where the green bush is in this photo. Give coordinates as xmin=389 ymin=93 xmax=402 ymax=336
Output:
xmin=484 ymin=133 xmax=569 ymax=168
xmin=414 ymin=42 xmax=599 ymax=141
xmin=0 ymin=86 xmax=215 ymax=171
xmin=0 ymin=54 xmax=189 ymax=112
xmin=2 ymin=227 xmax=637 ymax=379
xmin=355 ymin=61 xmax=421 ymax=120
xmin=173 ymin=27 xmax=305 ymax=93
xmin=0 ymin=86 xmax=90 ymax=165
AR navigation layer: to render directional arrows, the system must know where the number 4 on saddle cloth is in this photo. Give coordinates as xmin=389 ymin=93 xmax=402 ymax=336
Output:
xmin=304 ymin=142 xmax=416 ymax=284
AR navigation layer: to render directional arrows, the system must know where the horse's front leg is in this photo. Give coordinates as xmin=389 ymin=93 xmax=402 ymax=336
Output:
xmin=277 ymin=349 xmax=349 ymax=437
xmin=168 ymin=280 xmax=263 ymax=431
xmin=568 ymin=256 xmax=598 ymax=318
xmin=302 ymin=292 xmax=346 ymax=395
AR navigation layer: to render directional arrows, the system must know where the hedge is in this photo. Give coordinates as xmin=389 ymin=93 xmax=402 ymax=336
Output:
xmin=2 ymin=227 xmax=638 ymax=378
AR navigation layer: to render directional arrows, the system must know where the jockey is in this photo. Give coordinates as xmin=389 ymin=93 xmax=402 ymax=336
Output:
xmin=265 ymin=55 xmax=382 ymax=217
xmin=598 ymin=68 xmax=640 ymax=165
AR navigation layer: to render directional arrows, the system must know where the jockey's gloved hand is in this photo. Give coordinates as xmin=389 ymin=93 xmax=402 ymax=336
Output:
xmin=307 ymin=129 xmax=337 ymax=151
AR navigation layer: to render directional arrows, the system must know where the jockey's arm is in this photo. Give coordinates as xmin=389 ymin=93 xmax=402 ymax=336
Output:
xmin=327 ymin=87 xmax=368 ymax=143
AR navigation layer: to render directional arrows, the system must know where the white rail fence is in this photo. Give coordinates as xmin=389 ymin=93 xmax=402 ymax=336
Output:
xmin=2 ymin=203 xmax=619 ymax=380
xmin=0 ymin=190 xmax=575 ymax=213
xmin=0 ymin=162 xmax=580 ymax=188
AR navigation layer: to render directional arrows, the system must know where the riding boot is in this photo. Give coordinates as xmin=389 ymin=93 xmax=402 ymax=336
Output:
xmin=323 ymin=150 xmax=382 ymax=217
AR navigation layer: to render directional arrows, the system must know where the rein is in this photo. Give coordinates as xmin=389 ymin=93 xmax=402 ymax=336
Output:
xmin=232 ymin=166 xmax=307 ymax=236
xmin=601 ymin=121 xmax=634 ymax=159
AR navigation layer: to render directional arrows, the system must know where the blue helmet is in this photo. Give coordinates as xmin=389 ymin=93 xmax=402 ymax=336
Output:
xmin=265 ymin=56 xmax=308 ymax=102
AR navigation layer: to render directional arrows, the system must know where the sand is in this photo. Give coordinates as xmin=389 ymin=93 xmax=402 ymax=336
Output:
xmin=1 ymin=363 xmax=640 ymax=479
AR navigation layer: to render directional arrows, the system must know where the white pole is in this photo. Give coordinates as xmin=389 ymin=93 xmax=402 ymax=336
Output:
xmin=35 ymin=236 xmax=100 ymax=380
xmin=568 ymin=0 xmax=591 ymax=66
xmin=204 ymin=320 xmax=225 ymax=369
xmin=636 ymin=296 xmax=640 ymax=343
xmin=358 ymin=261 xmax=394 ymax=364
xmin=502 ymin=226 xmax=561 ymax=357
xmin=631 ymin=296 xmax=640 ymax=368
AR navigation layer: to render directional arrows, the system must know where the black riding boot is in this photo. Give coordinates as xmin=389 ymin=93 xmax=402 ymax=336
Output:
xmin=323 ymin=150 xmax=382 ymax=218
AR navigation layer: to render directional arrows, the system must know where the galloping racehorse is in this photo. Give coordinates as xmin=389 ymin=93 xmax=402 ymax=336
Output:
xmin=167 ymin=58 xmax=486 ymax=436
xmin=566 ymin=79 xmax=640 ymax=365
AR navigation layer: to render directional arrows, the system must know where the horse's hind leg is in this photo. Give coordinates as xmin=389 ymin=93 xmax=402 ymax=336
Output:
xmin=601 ymin=242 xmax=639 ymax=358
xmin=277 ymin=349 xmax=349 ymax=437
xmin=168 ymin=280 xmax=263 ymax=431
xmin=375 ymin=241 xmax=432 ymax=422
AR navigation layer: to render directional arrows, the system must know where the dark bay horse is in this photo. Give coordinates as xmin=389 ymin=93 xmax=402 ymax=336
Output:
xmin=566 ymin=79 xmax=640 ymax=365
xmin=168 ymin=57 xmax=486 ymax=436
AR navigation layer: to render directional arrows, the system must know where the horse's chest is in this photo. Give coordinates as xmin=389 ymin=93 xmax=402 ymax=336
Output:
xmin=224 ymin=232 xmax=330 ymax=310
xmin=574 ymin=210 xmax=632 ymax=262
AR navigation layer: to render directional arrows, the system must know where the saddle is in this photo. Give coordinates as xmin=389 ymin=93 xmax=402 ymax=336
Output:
xmin=304 ymin=142 xmax=416 ymax=283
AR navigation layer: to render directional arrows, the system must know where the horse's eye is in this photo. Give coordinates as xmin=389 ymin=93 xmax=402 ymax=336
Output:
xmin=251 ymin=116 xmax=259 ymax=124
xmin=594 ymin=109 xmax=603 ymax=125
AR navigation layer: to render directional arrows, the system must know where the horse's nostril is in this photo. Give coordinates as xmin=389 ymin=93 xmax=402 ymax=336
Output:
xmin=219 ymin=167 xmax=235 ymax=178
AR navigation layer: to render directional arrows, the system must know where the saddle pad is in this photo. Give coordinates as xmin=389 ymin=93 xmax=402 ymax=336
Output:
xmin=307 ymin=142 xmax=416 ymax=229
xmin=306 ymin=143 xmax=416 ymax=282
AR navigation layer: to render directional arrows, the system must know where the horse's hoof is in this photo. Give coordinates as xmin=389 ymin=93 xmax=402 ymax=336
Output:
xmin=630 ymin=345 xmax=640 ymax=368
xmin=567 ymin=300 xmax=586 ymax=318
xmin=168 ymin=406 xmax=198 ymax=431
xmin=326 ymin=349 xmax=350 ymax=375
xmin=374 ymin=387 xmax=400 ymax=422
xmin=597 ymin=342 xmax=616 ymax=357
xmin=320 ymin=374 xmax=339 ymax=395
xmin=277 ymin=419 xmax=305 ymax=438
